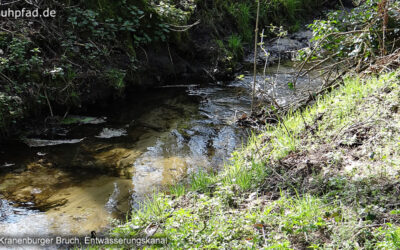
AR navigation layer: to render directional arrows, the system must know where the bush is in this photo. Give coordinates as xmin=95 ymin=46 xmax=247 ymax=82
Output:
xmin=302 ymin=0 xmax=400 ymax=71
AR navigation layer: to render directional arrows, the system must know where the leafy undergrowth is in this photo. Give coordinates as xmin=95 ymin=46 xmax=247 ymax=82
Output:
xmin=112 ymin=71 xmax=400 ymax=249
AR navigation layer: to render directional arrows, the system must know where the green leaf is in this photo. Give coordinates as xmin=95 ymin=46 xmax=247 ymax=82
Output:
xmin=236 ymin=74 xmax=245 ymax=80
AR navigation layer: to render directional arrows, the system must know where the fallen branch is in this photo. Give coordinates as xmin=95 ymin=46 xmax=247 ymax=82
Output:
xmin=168 ymin=20 xmax=200 ymax=32
xmin=300 ymin=52 xmax=339 ymax=77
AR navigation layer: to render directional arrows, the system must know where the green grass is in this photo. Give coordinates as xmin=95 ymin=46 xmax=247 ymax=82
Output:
xmin=227 ymin=34 xmax=244 ymax=60
xmin=110 ymin=71 xmax=400 ymax=248
xmin=189 ymin=170 xmax=216 ymax=192
xmin=254 ymin=73 xmax=391 ymax=161
xmin=283 ymin=0 xmax=301 ymax=20
xmin=168 ymin=183 xmax=186 ymax=197
xmin=227 ymin=3 xmax=252 ymax=42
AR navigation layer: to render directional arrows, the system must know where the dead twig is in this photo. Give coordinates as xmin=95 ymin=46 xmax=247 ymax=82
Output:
xmin=300 ymin=52 xmax=339 ymax=77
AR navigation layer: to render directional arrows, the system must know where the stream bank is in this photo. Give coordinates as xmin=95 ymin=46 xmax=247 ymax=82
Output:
xmin=112 ymin=69 xmax=400 ymax=249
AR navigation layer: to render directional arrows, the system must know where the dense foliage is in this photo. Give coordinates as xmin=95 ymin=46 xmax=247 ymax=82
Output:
xmin=300 ymin=0 xmax=400 ymax=72
xmin=0 ymin=0 xmax=177 ymax=134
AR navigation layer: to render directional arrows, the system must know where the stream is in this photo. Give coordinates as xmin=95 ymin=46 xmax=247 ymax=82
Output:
xmin=0 ymin=33 xmax=324 ymax=237
xmin=0 ymin=79 xmax=251 ymax=236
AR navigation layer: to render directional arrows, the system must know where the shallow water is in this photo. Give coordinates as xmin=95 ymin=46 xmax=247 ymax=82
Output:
xmin=0 ymin=62 xmax=324 ymax=237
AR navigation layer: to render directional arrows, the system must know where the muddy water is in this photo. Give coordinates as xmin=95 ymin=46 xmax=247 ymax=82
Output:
xmin=0 ymin=63 xmax=323 ymax=236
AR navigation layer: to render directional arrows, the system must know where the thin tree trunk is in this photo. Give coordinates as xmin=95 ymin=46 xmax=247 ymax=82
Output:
xmin=251 ymin=0 xmax=260 ymax=114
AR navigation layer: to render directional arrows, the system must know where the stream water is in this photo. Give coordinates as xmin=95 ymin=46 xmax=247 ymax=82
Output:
xmin=0 ymin=60 xmax=323 ymax=236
